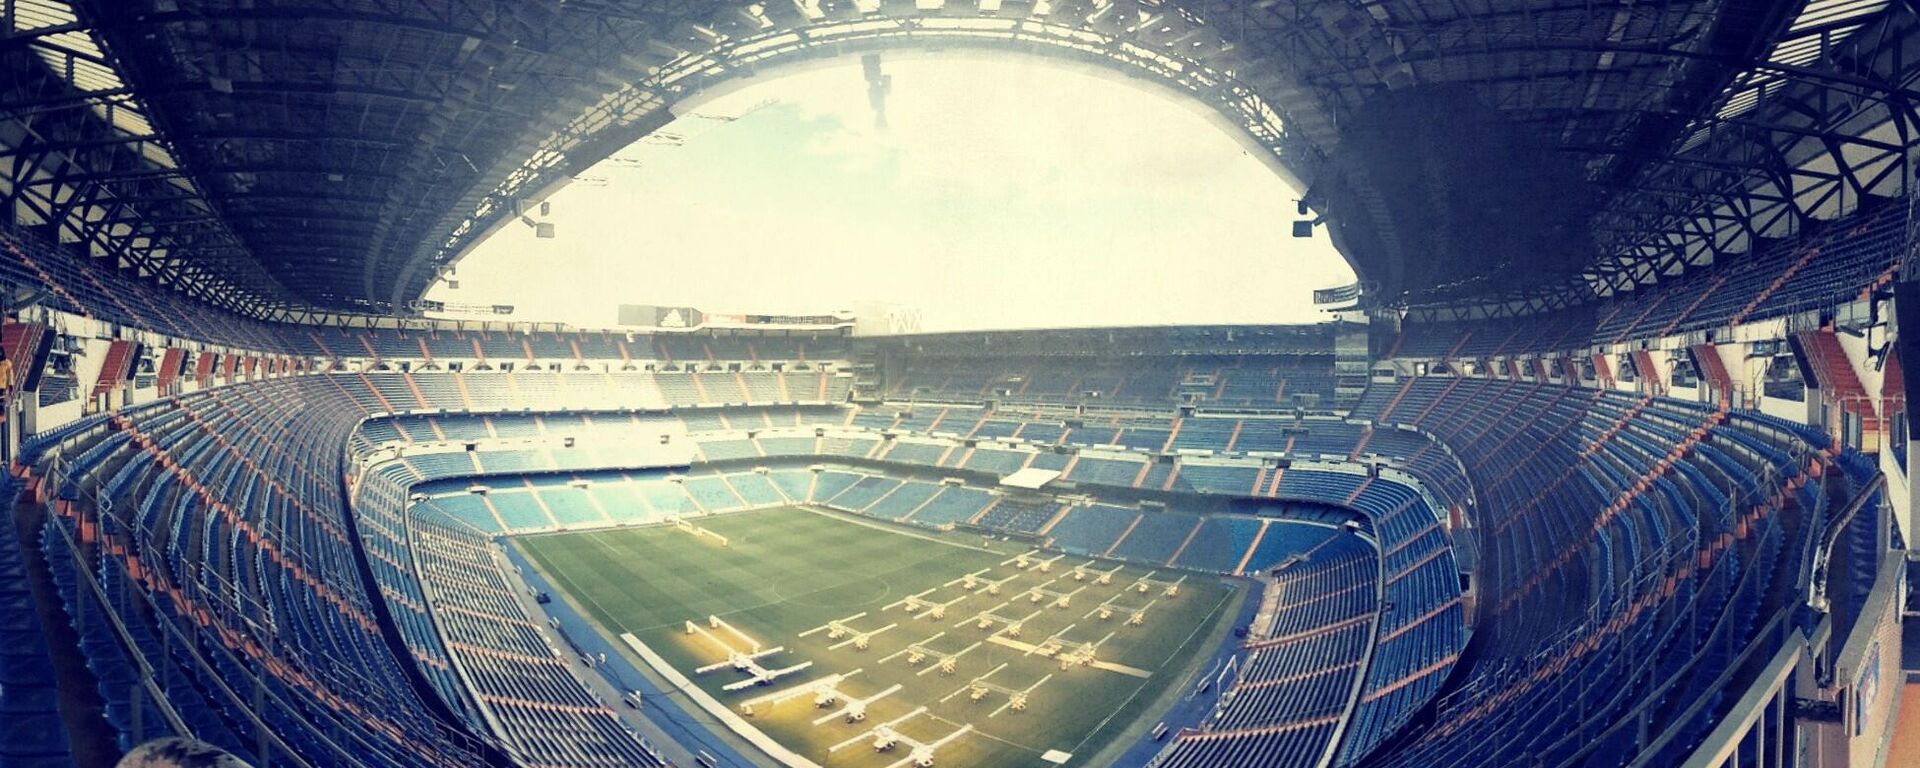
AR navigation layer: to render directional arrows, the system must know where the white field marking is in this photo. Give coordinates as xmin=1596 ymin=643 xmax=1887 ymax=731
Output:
xmin=532 ymin=532 xmax=646 ymax=634
xmin=797 ymin=505 xmax=999 ymax=554
xmin=923 ymin=712 xmax=1046 ymax=753
xmin=602 ymin=509 xmax=994 ymax=635
xmin=882 ymin=588 xmax=938 ymax=612
xmin=538 ymin=517 xmax=1227 ymax=765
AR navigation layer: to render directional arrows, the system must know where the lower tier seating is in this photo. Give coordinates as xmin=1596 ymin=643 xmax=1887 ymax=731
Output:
xmin=26 ymin=370 xmax=1863 ymax=768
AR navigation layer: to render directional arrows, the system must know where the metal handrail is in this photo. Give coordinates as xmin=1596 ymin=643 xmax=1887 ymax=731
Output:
xmin=1414 ymin=393 xmax=1809 ymax=744
xmin=1806 ymin=470 xmax=1886 ymax=614
xmin=38 ymin=421 xmax=488 ymax=767
xmin=37 ymin=486 xmax=193 ymax=738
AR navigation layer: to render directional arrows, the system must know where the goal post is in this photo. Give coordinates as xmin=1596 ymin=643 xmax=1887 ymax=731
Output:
xmin=674 ymin=517 xmax=731 ymax=546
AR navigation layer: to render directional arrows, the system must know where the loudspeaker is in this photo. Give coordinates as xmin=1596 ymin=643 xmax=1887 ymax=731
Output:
xmin=125 ymin=343 xmax=145 ymax=381
xmin=17 ymin=328 xmax=51 ymax=393
xmin=1891 ymin=281 xmax=1920 ymax=438
xmin=1783 ymin=333 xmax=1819 ymax=392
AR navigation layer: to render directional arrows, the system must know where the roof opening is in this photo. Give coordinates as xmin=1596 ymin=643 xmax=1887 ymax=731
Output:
xmin=429 ymin=54 xmax=1355 ymax=332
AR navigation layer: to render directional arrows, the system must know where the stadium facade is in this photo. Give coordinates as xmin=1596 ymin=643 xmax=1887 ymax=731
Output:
xmin=0 ymin=2 xmax=1916 ymax=768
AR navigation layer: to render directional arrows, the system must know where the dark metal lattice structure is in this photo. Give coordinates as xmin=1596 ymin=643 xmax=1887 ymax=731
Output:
xmin=2 ymin=0 xmax=1917 ymax=322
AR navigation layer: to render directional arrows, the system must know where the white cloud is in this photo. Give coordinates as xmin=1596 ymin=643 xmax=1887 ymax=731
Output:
xmin=431 ymin=53 xmax=1355 ymax=331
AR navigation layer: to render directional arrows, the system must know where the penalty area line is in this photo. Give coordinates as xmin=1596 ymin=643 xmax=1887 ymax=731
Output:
xmin=922 ymin=712 xmax=1050 ymax=754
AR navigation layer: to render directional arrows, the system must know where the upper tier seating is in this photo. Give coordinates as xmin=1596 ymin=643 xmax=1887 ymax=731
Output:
xmin=4 ymin=220 xmax=850 ymax=365
xmin=883 ymin=356 xmax=1339 ymax=408
xmin=1389 ymin=197 xmax=1904 ymax=357
xmin=2 ymin=228 xmax=290 ymax=351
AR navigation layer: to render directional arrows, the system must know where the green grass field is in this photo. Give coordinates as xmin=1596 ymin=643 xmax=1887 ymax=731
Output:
xmin=516 ymin=506 xmax=1241 ymax=768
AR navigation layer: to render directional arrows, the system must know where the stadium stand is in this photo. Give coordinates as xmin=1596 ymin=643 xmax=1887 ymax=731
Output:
xmin=1158 ymin=529 xmax=1376 ymax=768
xmin=1389 ymin=200 xmax=1906 ymax=360
xmin=1 ymin=2 xmax=1914 ymax=767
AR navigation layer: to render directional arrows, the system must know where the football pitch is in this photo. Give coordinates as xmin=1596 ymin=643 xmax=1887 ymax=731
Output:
xmin=515 ymin=506 xmax=1243 ymax=768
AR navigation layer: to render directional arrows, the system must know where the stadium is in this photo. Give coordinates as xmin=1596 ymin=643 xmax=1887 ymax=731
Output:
xmin=0 ymin=1 xmax=1917 ymax=768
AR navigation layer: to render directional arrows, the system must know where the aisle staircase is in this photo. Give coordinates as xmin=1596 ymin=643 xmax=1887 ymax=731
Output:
xmin=1795 ymin=328 xmax=1881 ymax=451
xmin=91 ymin=340 xmax=135 ymax=397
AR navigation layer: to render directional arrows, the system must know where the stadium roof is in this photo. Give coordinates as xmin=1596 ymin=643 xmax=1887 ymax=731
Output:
xmin=2 ymin=0 xmax=1916 ymax=321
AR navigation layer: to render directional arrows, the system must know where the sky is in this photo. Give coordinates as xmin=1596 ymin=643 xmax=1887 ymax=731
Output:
xmin=426 ymin=54 xmax=1356 ymax=333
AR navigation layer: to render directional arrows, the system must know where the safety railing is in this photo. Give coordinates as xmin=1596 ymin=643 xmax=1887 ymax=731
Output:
xmin=1805 ymin=470 xmax=1887 ymax=614
xmin=38 ymin=428 xmax=495 ymax=768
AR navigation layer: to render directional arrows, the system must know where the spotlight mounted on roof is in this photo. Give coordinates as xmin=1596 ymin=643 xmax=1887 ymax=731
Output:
xmin=517 ymin=214 xmax=556 ymax=239
xmin=514 ymin=199 xmax=557 ymax=239
xmin=1292 ymin=200 xmax=1322 ymax=237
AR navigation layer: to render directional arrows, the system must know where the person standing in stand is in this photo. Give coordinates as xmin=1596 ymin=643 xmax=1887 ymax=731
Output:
xmin=0 ymin=347 xmax=13 ymax=454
